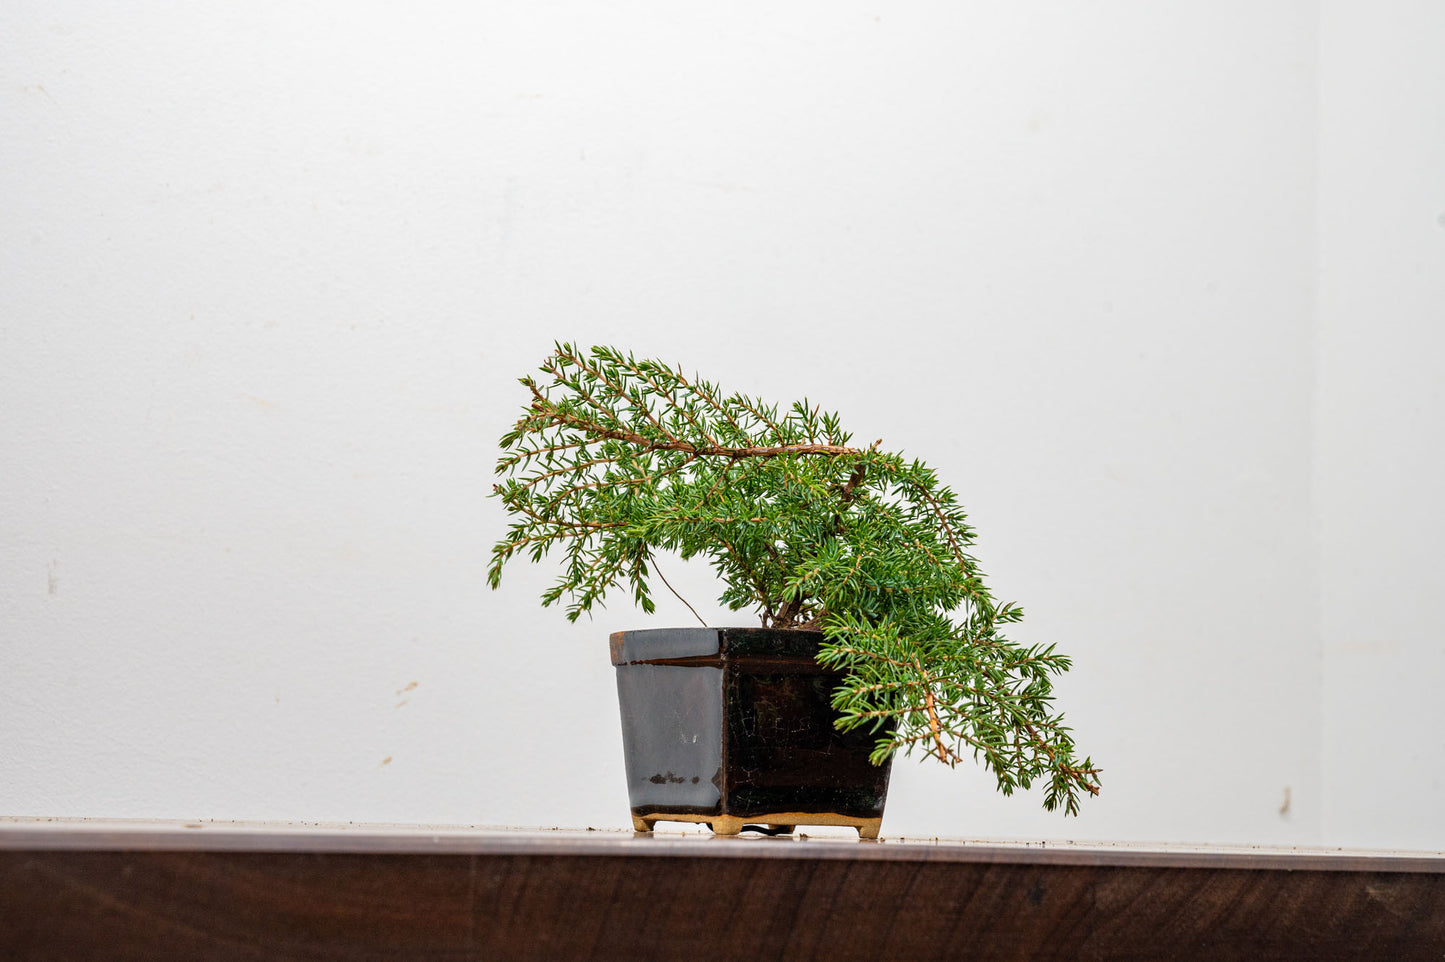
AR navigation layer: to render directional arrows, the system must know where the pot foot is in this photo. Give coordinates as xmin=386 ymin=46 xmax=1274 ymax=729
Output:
xmin=629 ymin=811 xmax=882 ymax=838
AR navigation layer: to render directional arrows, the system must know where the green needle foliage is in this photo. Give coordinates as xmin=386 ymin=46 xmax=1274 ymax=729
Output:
xmin=491 ymin=343 xmax=1101 ymax=815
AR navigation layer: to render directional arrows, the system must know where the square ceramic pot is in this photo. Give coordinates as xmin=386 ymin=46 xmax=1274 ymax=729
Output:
xmin=610 ymin=627 xmax=892 ymax=838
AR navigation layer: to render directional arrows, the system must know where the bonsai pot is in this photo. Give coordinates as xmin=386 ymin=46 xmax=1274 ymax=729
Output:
xmin=610 ymin=627 xmax=893 ymax=838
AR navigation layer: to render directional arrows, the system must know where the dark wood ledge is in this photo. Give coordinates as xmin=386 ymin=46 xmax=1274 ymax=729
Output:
xmin=3 ymin=821 xmax=1443 ymax=960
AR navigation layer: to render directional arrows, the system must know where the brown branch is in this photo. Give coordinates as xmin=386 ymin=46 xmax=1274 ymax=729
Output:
xmin=796 ymin=608 xmax=828 ymax=630
xmin=529 ymin=381 xmax=860 ymax=460
xmin=901 ymin=477 xmax=971 ymax=575
xmin=909 ymin=539 xmax=944 ymax=569
xmin=654 ymin=558 xmax=707 ymax=628
xmin=837 ymin=462 xmax=867 ymax=504
xmin=913 ymin=656 xmax=956 ymax=764
xmin=774 ymin=595 xmax=804 ymax=628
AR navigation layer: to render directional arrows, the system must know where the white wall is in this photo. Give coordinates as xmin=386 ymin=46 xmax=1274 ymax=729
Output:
xmin=1317 ymin=1 xmax=1445 ymax=850
xmin=0 ymin=3 xmax=1435 ymax=848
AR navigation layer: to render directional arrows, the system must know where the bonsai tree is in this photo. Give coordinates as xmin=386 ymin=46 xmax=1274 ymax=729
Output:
xmin=490 ymin=343 xmax=1101 ymax=815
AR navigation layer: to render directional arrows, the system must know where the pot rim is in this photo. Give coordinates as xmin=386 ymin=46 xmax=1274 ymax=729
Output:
xmin=610 ymin=626 xmax=832 ymax=667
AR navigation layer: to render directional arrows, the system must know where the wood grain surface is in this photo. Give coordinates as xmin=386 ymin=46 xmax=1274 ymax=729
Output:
xmin=2 ymin=826 xmax=1442 ymax=960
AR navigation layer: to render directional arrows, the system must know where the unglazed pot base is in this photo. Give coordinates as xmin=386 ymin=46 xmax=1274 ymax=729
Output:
xmin=631 ymin=812 xmax=882 ymax=840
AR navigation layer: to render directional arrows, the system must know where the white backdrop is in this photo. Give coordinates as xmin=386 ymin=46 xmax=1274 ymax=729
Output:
xmin=2 ymin=2 xmax=1441 ymax=849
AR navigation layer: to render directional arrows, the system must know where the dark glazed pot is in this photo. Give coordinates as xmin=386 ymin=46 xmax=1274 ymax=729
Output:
xmin=610 ymin=627 xmax=892 ymax=838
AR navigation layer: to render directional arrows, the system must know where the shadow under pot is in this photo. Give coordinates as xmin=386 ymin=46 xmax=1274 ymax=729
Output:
xmin=610 ymin=627 xmax=893 ymax=839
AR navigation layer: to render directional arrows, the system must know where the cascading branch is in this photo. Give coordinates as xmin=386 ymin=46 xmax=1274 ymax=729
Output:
xmin=490 ymin=343 xmax=1101 ymax=815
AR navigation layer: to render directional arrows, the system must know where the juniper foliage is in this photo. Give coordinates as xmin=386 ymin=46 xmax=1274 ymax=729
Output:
xmin=490 ymin=343 xmax=1100 ymax=815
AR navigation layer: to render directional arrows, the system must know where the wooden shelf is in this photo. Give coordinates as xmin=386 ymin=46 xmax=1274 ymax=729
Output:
xmin=3 ymin=822 xmax=1443 ymax=959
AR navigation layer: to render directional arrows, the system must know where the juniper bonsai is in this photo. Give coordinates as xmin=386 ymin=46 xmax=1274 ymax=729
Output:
xmin=490 ymin=343 xmax=1101 ymax=815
